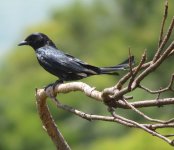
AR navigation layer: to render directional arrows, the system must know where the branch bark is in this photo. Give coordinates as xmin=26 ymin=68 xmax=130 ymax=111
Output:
xmin=36 ymin=88 xmax=71 ymax=150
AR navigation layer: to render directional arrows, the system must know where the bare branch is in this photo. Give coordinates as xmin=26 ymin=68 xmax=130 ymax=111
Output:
xmin=36 ymin=88 xmax=174 ymax=130
xmin=54 ymin=82 xmax=102 ymax=102
xmin=35 ymin=84 xmax=174 ymax=147
xmin=35 ymin=88 xmax=71 ymax=150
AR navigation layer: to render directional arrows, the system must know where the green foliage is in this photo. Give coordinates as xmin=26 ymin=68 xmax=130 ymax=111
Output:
xmin=76 ymin=130 xmax=174 ymax=150
xmin=1 ymin=0 xmax=174 ymax=149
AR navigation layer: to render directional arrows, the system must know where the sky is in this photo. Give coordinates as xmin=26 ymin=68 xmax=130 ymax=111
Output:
xmin=0 ymin=0 xmax=73 ymax=59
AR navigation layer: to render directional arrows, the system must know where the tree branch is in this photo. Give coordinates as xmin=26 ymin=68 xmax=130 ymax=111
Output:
xmin=35 ymin=1 xmax=174 ymax=148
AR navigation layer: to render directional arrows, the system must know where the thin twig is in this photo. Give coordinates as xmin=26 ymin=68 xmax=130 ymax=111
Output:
xmin=138 ymin=74 xmax=174 ymax=94
xmin=163 ymin=134 xmax=174 ymax=138
xmin=154 ymin=17 xmax=174 ymax=62
xmin=128 ymin=50 xmax=147 ymax=90
xmin=113 ymin=98 xmax=174 ymax=109
xmin=108 ymin=107 xmax=173 ymax=146
xmin=114 ymin=60 xmax=151 ymax=90
xmin=133 ymin=41 xmax=174 ymax=87
xmin=158 ymin=0 xmax=168 ymax=47
xmin=122 ymin=98 xmax=174 ymax=124
xmin=128 ymin=48 xmax=134 ymax=90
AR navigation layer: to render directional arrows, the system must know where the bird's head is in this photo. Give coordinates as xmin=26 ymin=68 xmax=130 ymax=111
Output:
xmin=18 ymin=32 xmax=56 ymax=49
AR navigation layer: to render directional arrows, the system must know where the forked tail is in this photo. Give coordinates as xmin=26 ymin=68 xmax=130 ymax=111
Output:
xmin=100 ymin=56 xmax=134 ymax=75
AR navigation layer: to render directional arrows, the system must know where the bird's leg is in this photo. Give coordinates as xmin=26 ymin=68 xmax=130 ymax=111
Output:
xmin=44 ymin=80 xmax=63 ymax=91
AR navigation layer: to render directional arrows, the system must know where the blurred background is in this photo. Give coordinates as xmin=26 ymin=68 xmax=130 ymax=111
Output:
xmin=0 ymin=0 xmax=174 ymax=149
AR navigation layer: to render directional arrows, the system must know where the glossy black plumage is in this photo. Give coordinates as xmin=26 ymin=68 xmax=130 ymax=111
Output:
xmin=18 ymin=33 xmax=134 ymax=82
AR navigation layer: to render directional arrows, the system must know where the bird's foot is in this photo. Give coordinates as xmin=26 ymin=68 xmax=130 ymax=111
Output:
xmin=52 ymin=80 xmax=63 ymax=91
xmin=44 ymin=83 xmax=54 ymax=91
xmin=44 ymin=85 xmax=55 ymax=98
xmin=44 ymin=80 xmax=63 ymax=98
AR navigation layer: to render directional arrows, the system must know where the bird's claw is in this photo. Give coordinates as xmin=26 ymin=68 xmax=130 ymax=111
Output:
xmin=44 ymin=85 xmax=56 ymax=98
xmin=44 ymin=83 xmax=54 ymax=91
xmin=44 ymin=80 xmax=63 ymax=98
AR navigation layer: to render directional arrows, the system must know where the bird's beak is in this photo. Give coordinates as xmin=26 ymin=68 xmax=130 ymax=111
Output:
xmin=18 ymin=40 xmax=28 ymax=46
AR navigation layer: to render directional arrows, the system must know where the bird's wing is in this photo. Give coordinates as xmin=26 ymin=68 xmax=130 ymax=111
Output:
xmin=42 ymin=48 xmax=98 ymax=74
xmin=65 ymin=53 xmax=100 ymax=74
xmin=65 ymin=53 xmax=88 ymax=65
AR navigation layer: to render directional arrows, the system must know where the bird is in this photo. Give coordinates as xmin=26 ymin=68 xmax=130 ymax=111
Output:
xmin=18 ymin=33 xmax=134 ymax=88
